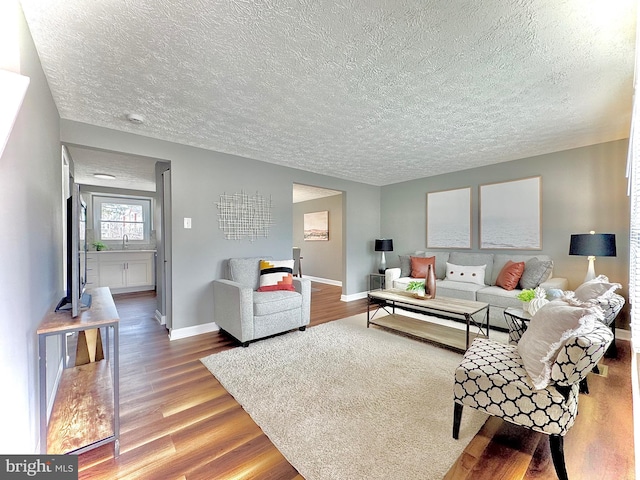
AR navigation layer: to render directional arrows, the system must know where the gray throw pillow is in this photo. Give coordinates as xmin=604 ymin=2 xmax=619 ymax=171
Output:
xmin=518 ymin=258 xmax=553 ymax=289
xmin=399 ymin=255 xmax=411 ymax=277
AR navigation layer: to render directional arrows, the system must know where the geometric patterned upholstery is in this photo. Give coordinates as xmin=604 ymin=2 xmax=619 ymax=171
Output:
xmin=600 ymin=293 xmax=625 ymax=328
xmin=454 ymin=322 xmax=613 ymax=435
xmin=454 ymin=338 xmax=579 ymax=436
xmin=453 ymin=322 xmax=613 ymax=480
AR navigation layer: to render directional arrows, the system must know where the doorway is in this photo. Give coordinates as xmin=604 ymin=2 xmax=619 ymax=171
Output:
xmin=292 ymin=183 xmax=344 ymax=286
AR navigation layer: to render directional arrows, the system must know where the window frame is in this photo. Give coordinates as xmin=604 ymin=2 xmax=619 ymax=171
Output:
xmin=92 ymin=195 xmax=153 ymax=245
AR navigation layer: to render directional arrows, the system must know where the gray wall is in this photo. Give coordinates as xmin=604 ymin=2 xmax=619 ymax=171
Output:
xmin=381 ymin=139 xmax=630 ymax=328
xmin=293 ymin=194 xmax=343 ymax=282
xmin=60 ymin=120 xmax=381 ymax=330
xmin=0 ymin=4 xmax=62 ymax=452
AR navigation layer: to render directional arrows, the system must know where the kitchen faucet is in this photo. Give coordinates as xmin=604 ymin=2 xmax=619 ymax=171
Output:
xmin=122 ymin=234 xmax=129 ymax=250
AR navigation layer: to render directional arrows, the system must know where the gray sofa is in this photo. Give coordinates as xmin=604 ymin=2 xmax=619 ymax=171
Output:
xmin=213 ymin=257 xmax=311 ymax=346
xmin=385 ymin=251 xmax=569 ymax=330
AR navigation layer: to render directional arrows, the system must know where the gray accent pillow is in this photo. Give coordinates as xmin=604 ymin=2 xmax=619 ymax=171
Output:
xmin=519 ymin=258 xmax=553 ymax=289
xmin=399 ymin=255 xmax=411 ymax=277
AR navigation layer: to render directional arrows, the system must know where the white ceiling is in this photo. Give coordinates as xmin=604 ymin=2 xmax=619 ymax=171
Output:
xmin=21 ymin=0 xmax=637 ymax=187
xmin=293 ymin=184 xmax=341 ymax=203
xmin=67 ymin=146 xmax=158 ymax=192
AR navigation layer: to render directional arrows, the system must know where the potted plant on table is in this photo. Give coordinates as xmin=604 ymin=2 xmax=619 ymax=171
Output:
xmin=406 ymin=280 xmax=426 ymax=298
xmin=517 ymin=287 xmax=548 ymax=315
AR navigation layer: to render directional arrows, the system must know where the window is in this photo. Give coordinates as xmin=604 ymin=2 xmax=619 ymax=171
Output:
xmin=93 ymin=196 xmax=152 ymax=243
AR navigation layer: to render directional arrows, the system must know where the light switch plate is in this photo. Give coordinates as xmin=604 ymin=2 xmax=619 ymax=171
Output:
xmin=184 ymin=217 xmax=192 ymax=229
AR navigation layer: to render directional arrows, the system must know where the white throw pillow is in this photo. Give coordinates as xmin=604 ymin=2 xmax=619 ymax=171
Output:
xmin=517 ymin=300 xmax=602 ymax=389
xmin=445 ymin=262 xmax=486 ymax=286
xmin=572 ymin=274 xmax=621 ymax=303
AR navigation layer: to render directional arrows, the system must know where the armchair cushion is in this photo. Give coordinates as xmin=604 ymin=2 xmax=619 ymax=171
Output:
xmin=253 ymin=290 xmax=302 ymax=316
xmin=517 ymin=300 xmax=602 ymax=389
xmin=257 ymin=259 xmax=295 ymax=292
xmin=571 ymin=274 xmax=621 ymax=303
xmin=229 ymin=257 xmax=269 ymax=290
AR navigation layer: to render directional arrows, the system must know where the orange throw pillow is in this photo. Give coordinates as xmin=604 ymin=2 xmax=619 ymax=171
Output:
xmin=410 ymin=256 xmax=435 ymax=278
xmin=495 ymin=260 xmax=525 ymax=290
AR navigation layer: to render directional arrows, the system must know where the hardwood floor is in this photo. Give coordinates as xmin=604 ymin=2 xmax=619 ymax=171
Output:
xmin=77 ymin=284 xmax=634 ymax=479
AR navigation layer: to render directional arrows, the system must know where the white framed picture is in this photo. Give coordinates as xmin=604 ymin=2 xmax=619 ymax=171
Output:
xmin=427 ymin=187 xmax=471 ymax=249
xmin=480 ymin=176 xmax=541 ymax=250
xmin=304 ymin=211 xmax=329 ymax=241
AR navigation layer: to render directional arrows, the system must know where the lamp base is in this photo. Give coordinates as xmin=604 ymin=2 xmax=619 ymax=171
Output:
xmin=584 ymin=256 xmax=596 ymax=283
xmin=378 ymin=251 xmax=386 ymax=274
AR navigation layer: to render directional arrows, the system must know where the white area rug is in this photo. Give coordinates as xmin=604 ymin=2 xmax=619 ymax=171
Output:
xmin=201 ymin=314 xmax=489 ymax=479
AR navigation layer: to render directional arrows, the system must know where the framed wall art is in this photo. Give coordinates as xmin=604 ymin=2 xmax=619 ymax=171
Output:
xmin=304 ymin=211 xmax=329 ymax=241
xmin=480 ymin=176 xmax=541 ymax=250
xmin=427 ymin=187 xmax=471 ymax=249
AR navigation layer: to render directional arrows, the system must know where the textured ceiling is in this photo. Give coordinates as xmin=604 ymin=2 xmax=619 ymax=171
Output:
xmin=21 ymin=0 xmax=637 ymax=186
xmin=293 ymin=184 xmax=342 ymax=203
xmin=67 ymin=146 xmax=158 ymax=192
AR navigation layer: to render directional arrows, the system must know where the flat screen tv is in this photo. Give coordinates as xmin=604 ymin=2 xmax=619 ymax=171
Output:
xmin=56 ymin=183 xmax=91 ymax=317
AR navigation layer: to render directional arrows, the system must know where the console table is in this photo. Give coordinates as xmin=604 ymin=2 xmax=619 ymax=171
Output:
xmin=367 ymin=289 xmax=490 ymax=351
xmin=37 ymin=287 xmax=120 ymax=456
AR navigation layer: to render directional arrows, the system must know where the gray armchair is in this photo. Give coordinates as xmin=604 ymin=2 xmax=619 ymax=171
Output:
xmin=213 ymin=257 xmax=311 ymax=346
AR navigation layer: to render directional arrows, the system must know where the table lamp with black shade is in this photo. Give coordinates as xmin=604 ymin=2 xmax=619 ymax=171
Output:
xmin=375 ymin=239 xmax=393 ymax=274
xmin=569 ymin=231 xmax=616 ymax=283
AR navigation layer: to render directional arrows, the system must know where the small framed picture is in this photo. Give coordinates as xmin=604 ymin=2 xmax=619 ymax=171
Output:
xmin=304 ymin=211 xmax=329 ymax=241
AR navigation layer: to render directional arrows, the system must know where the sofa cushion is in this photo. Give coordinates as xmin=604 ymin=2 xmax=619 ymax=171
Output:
xmin=257 ymin=259 xmax=295 ymax=292
xmin=253 ymin=290 xmax=302 ymax=316
xmin=410 ymin=256 xmax=435 ymax=278
xmin=476 ymin=285 xmax=523 ymax=309
xmin=495 ymin=260 xmax=525 ymax=290
xmin=436 ymin=280 xmax=485 ymax=301
xmin=414 ymin=250 xmax=450 ymax=279
xmin=399 ymin=255 xmax=412 ymax=277
xmin=446 ymin=262 xmax=486 ymax=286
xmin=519 ymin=258 xmax=554 ymax=289
xmin=448 ymin=252 xmax=494 ymax=285
xmin=490 ymin=254 xmax=553 ymax=285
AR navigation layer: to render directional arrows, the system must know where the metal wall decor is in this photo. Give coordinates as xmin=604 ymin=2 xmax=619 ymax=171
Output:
xmin=217 ymin=191 xmax=274 ymax=241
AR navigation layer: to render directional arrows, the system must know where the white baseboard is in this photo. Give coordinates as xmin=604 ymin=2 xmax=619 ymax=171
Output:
xmin=617 ymin=328 xmax=631 ymax=341
xmin=304 ymin=275 xmax=342 ymax=287
xmin=169 ymin=322 xmax=219 ymax=341
xmin=155 ymin=309 xmax=166 ymax=325
xmin=341 ymin=291 xmax=368 ymax=302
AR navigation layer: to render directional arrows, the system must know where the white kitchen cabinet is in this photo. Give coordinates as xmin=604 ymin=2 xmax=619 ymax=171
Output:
xmin=93 ymin=251 xmax=155 ymax=293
